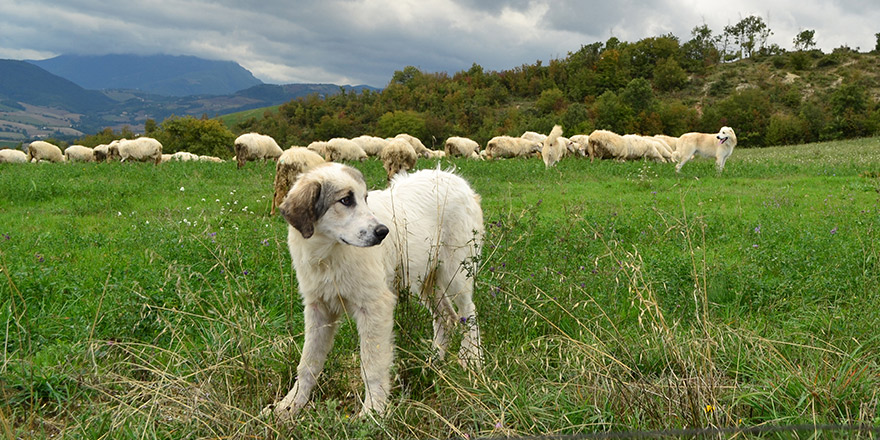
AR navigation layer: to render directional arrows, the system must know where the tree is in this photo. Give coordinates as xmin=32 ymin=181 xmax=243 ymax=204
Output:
xmin=793 ymin=29 xmax=816 ymax=51
xmin=875 ymin=33 xmax=880 ymax=53
xmin=682 ymin=24 xmax=720 ymax=71
xmin=724 ymin=15 xmax=773 ymax=59
xmin=653 ymin=57 xmax=688 ymax=91
xmin=154 ymin=116 xmax=236 ymax=158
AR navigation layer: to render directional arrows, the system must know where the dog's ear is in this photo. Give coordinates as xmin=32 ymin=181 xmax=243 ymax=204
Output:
xmin=279 ymin=180 xmax=322 ymax=239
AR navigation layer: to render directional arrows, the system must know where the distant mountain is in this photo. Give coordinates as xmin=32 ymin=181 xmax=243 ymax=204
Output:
xmin=0 ymin=57 xmax=382 ymax=144
xmin=0 ymin=59 xmax=113 ymax=113
xmin=30 ymin=54 xmax=263 ymax=97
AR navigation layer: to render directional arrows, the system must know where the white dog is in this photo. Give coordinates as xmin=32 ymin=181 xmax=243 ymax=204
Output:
xmin=267 ymin=162 xmax=484 ymax=420
xmin=675 ymin=126 xmax=737 ymax=173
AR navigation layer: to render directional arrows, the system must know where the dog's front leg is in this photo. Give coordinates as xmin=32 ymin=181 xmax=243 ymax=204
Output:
xmin=273 ymin=300 xmax=340 ymax=421
xmin=351 ymin=289 xmax=396 ymax=416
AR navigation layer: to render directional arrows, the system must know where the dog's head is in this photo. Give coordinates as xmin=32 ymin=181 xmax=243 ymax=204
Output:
xmin=716 ymin=126 xmax=736 ymax=145
xmin=279 ymin=163 xmax=389 ymax=247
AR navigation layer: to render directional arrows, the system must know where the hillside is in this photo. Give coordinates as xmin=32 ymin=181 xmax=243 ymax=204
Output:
xmin=30 ymin=54 xmax=263 ymax=96
xmin=0 ymin=59 xmax=113 ymax=113
xmin=232 ymin=45 xmax=880 ymax=149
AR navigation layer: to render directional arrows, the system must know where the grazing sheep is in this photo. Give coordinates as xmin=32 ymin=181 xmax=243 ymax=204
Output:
xmin=568 ymin=135 xmax=590 ymax=157
xmin=484 ymin=136 xmax=542 ymax=159
xmin=306 ymin=141 xmax=331 ymax=158
xmin=394 ymin=133 xmax=432 ymax=158
xmin=654 ymin=134 xmax=680 ymax=152
xmin=27 ymin=141 xmax=65 ymax=163
xmin=171 ymin=151 xmax=199 ymax=162
xmin=234 ymin=132 xmax=283 ymax=169
xmin=93 ymin=144 xmax=111 ymax=162
xmin=587 ymin=130 xmax=624 ymax=161
xmin=444 ymin=136 xmax=481 ymax=160
xmin=271 ymin=147 xmax=325 ymax=216
xmin=64 ymin=145 xmax=95 ymax=162
xmin=161 ymin=154 xmax=173 ymax=163
xmin=622 ymin=135 xmax=668 ymax=162
xmin=351 ymin=135 xmax=389 ymax=157
xmin=675 ymin=126 xmax=737 ymax=173
xmin=109 ymin=137 xmax=163 ymax=164
xmin=325 ymin=138 xmax=368 ymax=162
xmin=521 ymin=131 xmax=547 ymax=142
xmin=541 ymin=125 xmax=566 ymax=168
xmin=0 ymin=149 xmax=28 ymax=163
xmin=199 ymin=155 xmax=226 ymax=163
xmin=379 ymin=138 xmax=418 ymax=182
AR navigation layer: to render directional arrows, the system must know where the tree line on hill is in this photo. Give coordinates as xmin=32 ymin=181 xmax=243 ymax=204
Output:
xmin=69 ymin=16 xmax=880 ymax=157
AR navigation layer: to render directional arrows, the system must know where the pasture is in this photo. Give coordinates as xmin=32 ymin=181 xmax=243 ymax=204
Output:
xmin=1 ymin=138 xmax=879 ymax=439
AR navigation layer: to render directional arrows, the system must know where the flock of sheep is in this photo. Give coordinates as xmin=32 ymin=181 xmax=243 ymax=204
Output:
xmin=2 ymin=126 xmax=736 ymax=217
xmin=0 ymin=138 xmax=225 ymax=164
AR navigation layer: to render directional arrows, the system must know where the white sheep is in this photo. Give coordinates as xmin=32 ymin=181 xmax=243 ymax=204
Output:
xmin=199 ymin=155 xmax=226 ymax=163
xmin=271 ymin=147 xmax=326 ymax=216
xmin=647 ymin=136 xmax=675 ymax=161
xmin=161 ymin=154 xmax=173 ymax=163
xmin=541 ymin=125 xmax=566 ymax=168
xmin=306 ymin=141 xmax=330 ymax=158
xmin=621 ymin=135 xmax=667 ymax=162
xmin=587 ymin=130 xmax=626 ymax=161
xmin=521 ymin=131 xmax=547 ymax=142
xmin=233 ymin=132 xmax=283 ymax=169
xmin=325 ymin=138 xmax=367 ymax=162
xmin=27 ymin=141 xmax=65 ymax=163
xmin=654 ymin=134 xmax=680 ymax=152
xmin=93 ymin=144 xmax=111 ymax=162
xmin=568 ymin=134 xmax=590 ymax=157
xmin=379 ymin=138 xmax=418 ymax=182
xmin=171 ymin=151 xmax=199 ymax=162
xmin=64 ymin=145 xmax=95 ymax=162
xmin=483 ymin=136 xmax=542 ymax=159
xmin=394 ymin=133 xmax=432 ymax=158
xmin=350 ymin=135 xmax=389 ymax=157
xmin=0 ymin=149 xmax=28 ymax=163
xmin=444 ymin=136 xmax=481 ymax=160
xmin=109 ymin=137 xmax=163 ymax=164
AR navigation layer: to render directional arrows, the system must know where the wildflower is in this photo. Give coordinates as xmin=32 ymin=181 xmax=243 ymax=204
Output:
xmin=752 ymin=244 xmax=759 ymax=248
xmin=705 ymin=404 xmax=714 ymax=413
xmin=830 ymin=226 xmax=838 ymax=235
xmin=35 ymin=253 xmax=44 ymax=263
xmin=180 ymin=186 xmax=185 ymax=192
xmin=243 ymin=270 xmax=249 ymax=275
xmin=2 ymin=233 xmax=9 ymax=240
xmin=261 ymin=239 xmax=269 ymax=246
xmin=495 ymin=422 xmax=503 ymax=429
xmin=754 ymin=225 xmax=761 ymax=234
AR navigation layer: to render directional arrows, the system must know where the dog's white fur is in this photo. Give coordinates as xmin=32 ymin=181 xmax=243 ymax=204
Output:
xmin=675 ymin=126 xmax=737 ymax=173
xmin=269 ymin=162 xmax=484 ymax=420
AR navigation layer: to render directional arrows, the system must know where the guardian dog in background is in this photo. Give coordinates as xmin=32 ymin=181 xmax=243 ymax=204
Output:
xmin=675 ymin=126 xmax=737 ymax=173
xmin=266 ymin=163 xmax=484 ymax=420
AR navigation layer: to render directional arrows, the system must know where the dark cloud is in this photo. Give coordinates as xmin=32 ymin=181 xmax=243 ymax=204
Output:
xmin=1 ymin=0 xmax=878 ymax=87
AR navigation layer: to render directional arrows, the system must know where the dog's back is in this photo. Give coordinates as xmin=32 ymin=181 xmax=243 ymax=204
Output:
xmin=369 ymin=169 xmax=484 ymax=288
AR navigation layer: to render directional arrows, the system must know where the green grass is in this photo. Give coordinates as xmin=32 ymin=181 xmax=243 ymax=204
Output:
xmin=1 ymin=139 xmax=879 ymax=439
xmin=218 ymin=105 xmax=281 ymax=129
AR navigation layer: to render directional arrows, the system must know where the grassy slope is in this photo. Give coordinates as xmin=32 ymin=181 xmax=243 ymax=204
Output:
xmin=1 ymin=141 xmax=879 ymax=438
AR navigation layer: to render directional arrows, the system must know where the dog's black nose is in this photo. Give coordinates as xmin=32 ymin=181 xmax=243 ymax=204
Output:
xmin=374 ymin=224 xmax=389 ymax=241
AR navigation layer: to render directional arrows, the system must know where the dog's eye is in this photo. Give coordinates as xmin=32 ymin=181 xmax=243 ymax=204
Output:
xmin=339 ymin=195 xmax=353 ymax=206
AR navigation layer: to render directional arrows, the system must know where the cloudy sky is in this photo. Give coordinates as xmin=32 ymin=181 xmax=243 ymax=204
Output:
xmin=1 ymin=0 xmax=878 ymax=87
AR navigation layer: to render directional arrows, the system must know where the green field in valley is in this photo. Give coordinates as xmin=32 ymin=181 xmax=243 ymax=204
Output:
xmin=1 ymin=139 xmax=879 ymax=439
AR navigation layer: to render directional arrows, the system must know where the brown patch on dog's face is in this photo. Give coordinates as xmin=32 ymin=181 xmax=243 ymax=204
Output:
xmin=279 ymin=178 xmax=323 ymax=238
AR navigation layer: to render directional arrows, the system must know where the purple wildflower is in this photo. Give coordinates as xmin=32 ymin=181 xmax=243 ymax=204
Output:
xmin=243 ymin=270 xmax=249 ymax=275
xmin=830 ymin=227 xmax=838 ymax=235
xmin=261 ymin=239 xmax=270 ymax=246
xmin=35 ymin=253 xmax=44 ymax=263
xmin=754 ymin=226 xmax=761 ymax=234
xmin=2 ymin=233 xmax=9 ymax=240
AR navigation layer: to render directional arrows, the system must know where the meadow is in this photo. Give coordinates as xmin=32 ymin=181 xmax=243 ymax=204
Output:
xmin=1 ymin=138 xmax=879 ymax=439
